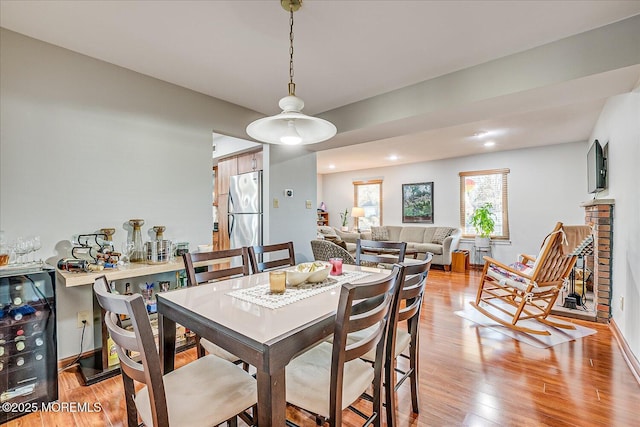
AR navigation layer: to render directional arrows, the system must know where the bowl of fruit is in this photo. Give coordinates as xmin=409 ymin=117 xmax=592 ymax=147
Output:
xmin=285 ymin=261 xmax=331 ymax=286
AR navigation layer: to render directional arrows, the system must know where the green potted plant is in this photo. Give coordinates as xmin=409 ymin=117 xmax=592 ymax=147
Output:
xmin=470 ymin=203 xmax=495 ymax=248
xmin=339 ymin=208 xmax=349 ymax=231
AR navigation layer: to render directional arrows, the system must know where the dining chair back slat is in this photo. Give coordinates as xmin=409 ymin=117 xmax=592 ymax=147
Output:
xmin=355 ymin=239 xmax=407 ymax=268
xmin=104 ymin=311 xmax=146 ymax=384
xmin=248 ymin=242 xmax=295 ymax=273
xmin=183 ymin=247 xmax=249 ymax=286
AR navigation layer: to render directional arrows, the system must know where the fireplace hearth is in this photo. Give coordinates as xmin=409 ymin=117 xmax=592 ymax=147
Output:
xmin=553 ymin=199 xmax=614 ymax=323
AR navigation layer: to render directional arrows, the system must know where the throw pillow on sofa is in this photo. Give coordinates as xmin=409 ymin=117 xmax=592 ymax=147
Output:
xmin=317 ymin=226 xmax=337 ymax=237
xmin=431 ymin=227 xmax=456 ymax=244
xmin=370 ymin=226 xmax=389 ymax=241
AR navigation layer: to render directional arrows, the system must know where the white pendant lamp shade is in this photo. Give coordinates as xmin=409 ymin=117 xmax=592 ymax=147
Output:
xmin=245 ymin=0 xmax=337 ymax=145
xmin=246 ymin=95 xmax=337 ymax=145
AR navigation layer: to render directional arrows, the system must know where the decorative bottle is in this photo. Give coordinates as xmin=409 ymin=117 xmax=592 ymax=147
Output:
xmin=129 ymin=219 xmax=145 ymax=262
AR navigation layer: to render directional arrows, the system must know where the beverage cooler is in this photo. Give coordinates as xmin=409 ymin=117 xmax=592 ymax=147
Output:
xmin=0 ymin=267 xmax=57 ymax=423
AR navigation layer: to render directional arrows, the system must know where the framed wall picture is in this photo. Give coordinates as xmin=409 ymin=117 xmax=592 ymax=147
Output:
xmin=402 ymin=182 xmax=434 ymax=223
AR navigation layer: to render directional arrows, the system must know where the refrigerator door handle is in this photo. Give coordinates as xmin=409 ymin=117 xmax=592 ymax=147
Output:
xmin=228 ymin=190 xmax=234 ymax=213
xmin=228 ymin=214 xmax=234 ymax=238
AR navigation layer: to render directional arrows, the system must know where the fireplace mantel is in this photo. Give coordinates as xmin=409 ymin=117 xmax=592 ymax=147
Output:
xmin=580 ymin=198 xmax=615 ymax=207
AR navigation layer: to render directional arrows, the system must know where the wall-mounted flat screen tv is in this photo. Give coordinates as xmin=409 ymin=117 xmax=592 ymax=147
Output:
xmin=587 ymin=139 xmax=606 ymax=193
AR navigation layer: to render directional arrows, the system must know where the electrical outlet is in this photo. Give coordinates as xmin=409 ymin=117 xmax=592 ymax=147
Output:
xmin=273 ymin=198 xmax=279 ymax=208
xmin=77 ymin=310 xmax=91 ymax=328
xmin=305 ymin=200 xmax=312 ymax=209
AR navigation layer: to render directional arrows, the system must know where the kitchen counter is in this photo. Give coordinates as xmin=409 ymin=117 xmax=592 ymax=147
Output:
xmin=57 ymin=258 xmax=212 ymax=287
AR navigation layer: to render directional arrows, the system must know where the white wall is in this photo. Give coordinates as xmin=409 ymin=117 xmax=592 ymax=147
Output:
xmin=589 ymin=91 xmax=640 ymax=362
xmin=319 ymin=141 xmax=588 ymax=262
xmin=0 ymin=29 xmax=259 ymax=358
xmin=268 ymin=146 xmax=318 ymax=263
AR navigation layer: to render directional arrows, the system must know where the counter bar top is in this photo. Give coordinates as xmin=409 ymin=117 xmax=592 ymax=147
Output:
xmin=57 ymin=258 xmax=213 ymax=287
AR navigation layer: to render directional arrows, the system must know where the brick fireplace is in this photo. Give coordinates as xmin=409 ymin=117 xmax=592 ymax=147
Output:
xmin=582 ymin=199 xmax=614 ymax=324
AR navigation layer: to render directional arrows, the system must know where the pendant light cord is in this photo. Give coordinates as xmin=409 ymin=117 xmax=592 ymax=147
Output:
xmin=288 ymin=6 xmax=296 ymax=96
xmin=245 ymin=0 xmax=337 ymax=145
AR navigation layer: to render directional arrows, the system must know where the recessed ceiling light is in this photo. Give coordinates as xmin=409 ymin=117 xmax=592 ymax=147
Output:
xmin=328 ymin=164 xmax=336 ymax=169
xmin=484 ymin=141 xmax=496 ymax=147
xmin=388 ymin=155 xmax=399 ymax=161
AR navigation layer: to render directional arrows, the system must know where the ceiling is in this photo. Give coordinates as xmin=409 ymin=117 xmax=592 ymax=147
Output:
xmin=2 ymin=1 xmax=639 ymax=173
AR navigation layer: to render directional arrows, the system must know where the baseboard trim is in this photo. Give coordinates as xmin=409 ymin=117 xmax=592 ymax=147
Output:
xmin=58 ymin=348 xmax=100 ymax=369
xmin=609 ymin=318 xmax=640 ymax=385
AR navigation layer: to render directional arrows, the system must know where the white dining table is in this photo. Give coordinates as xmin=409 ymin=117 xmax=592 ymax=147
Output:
xmin=157 ymin=264 xmax=387 ymax=426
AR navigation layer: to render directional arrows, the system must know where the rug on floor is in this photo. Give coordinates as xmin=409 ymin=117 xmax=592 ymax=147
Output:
xmin=455 ymin=302 xmax=597 ymax=348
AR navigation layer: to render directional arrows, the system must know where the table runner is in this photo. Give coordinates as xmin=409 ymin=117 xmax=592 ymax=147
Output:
xmin=226 ymin=270 xmax=372 ymax=310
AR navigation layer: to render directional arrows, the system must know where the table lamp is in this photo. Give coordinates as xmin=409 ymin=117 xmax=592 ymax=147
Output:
xmin=351 ymin=207 xmax=365 ymax=233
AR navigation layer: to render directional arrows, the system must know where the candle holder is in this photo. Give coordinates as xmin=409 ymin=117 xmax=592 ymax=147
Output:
xmin=152 ymin=226 xmax=166 ymax=241
xmin=100 ymin=228 xmax=115 ymax=241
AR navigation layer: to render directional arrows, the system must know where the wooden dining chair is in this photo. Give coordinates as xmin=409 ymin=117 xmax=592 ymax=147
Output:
xmin=93 ymin=276 xmax=257 ymax=427
xmin=355 ymin=239 xmax=407 ymax=269
xmin=346 ymin=255 xmax=432 ymax=426
xmin=183 ymin=249 xmax=249 ymax=363
xmin=285 ymin=265 xmax=404 ymax=427
xmin=382 ymin=256 xmax=432 ymax=425
xmin=248 ymin=241 xmax=295 ymax=273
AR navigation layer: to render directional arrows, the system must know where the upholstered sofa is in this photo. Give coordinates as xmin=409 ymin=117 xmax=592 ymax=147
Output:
xmin=317 ymin=225 xmax=461 ymax=270
xmin=360 ymin=225 xmax=461 ymax=270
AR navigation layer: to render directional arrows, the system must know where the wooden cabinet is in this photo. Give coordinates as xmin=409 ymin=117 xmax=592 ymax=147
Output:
xmin=317 ymin=211 xmax=329 ymax=226
xmin=212 ymin=166 xmax=218 ymax=206
xmin=218 ymin=194 xmax=230 ymax=250
xmin=217 ymin=157 xmax=237 ymax=196
xmin=218 ymin=150 xmax=262 ymax=195
xmin=212 ymin=230 xmax=220 ymax=250
xmin=237 ymin=150 xmax=263 ymax=174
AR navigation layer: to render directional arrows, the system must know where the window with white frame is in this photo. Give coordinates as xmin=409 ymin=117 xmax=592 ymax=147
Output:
xmin=459 ymin=168 xmax=510 ymax=239
xmin=353 ymin=179 xmax=382 ymax=231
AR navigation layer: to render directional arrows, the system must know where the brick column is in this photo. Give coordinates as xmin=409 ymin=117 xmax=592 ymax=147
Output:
xmin=581 ymin=199 xmax=614 ymax=323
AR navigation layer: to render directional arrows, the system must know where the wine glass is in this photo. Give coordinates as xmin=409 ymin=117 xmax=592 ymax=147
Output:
xmin=14 ymin=237 xmax=29 ymax=264
xmin=25 ymin=238 xmax=34 ymax=263
xmin=121 ymin=241 xmax=135 ymax=265
xmin=32 ymin=236 xmax=42 ymax=263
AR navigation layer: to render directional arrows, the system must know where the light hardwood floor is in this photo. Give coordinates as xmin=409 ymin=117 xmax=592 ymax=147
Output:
xmin=5 ymin=269 xmax=639 ymax=426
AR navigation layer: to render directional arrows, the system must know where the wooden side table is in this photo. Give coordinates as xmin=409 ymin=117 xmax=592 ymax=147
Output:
xmin=451 ymin=250 xmax=470 ymax=273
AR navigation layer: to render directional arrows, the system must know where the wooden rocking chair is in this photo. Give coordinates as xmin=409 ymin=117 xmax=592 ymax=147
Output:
xmin=470 ymin=222 xmax=581 ymax=335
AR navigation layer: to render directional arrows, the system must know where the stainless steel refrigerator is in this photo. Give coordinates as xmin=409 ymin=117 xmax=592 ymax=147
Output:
xmin=228 ymin=171 xmax=263 ymax=249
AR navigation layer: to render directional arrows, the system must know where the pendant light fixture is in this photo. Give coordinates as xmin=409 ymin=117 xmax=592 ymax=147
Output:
xmin=246 ymin=0 xmax=337 ymax=145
